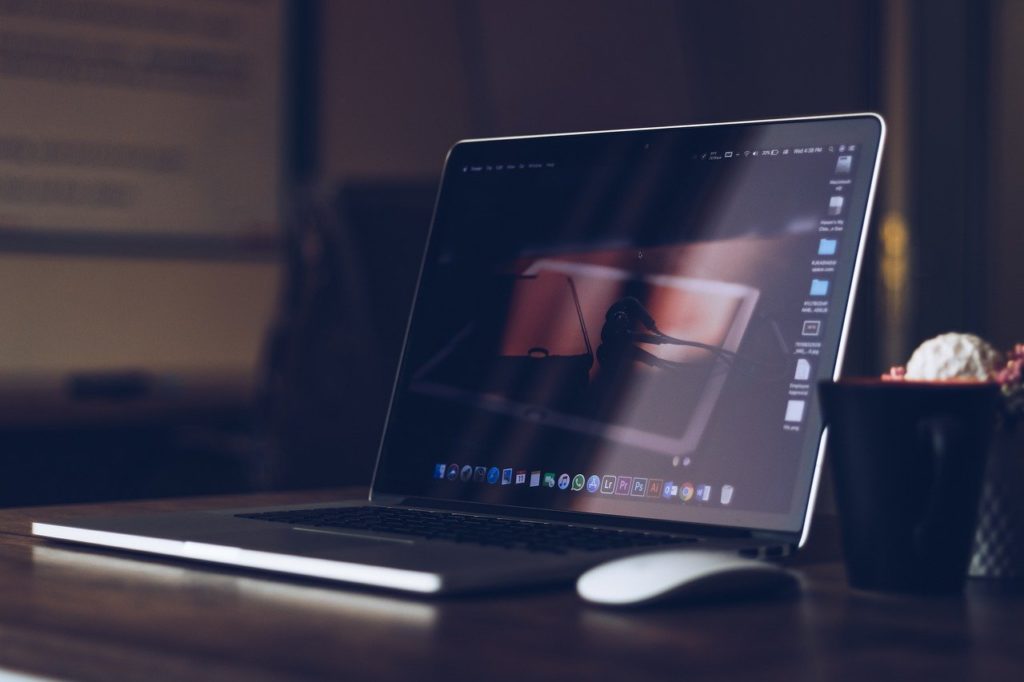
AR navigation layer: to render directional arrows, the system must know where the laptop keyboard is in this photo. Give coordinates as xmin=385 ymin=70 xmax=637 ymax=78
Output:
xmin=237 ymin=506 xmax=697 ymax=555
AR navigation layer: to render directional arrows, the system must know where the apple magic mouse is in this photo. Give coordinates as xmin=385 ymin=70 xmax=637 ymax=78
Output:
xmin=577 ymin=549 xmax=799 ymax=607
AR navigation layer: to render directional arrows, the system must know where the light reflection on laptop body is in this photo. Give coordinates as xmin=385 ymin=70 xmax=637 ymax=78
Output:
xmin=33 ymin=114 xmax=885 ymax=594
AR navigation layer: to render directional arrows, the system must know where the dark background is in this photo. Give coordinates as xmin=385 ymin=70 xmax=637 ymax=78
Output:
xmin=2 ymin=0 xmax=1020 ymax=507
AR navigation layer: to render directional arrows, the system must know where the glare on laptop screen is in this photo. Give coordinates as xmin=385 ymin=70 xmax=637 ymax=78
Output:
xmin=373 ymin=116 xmax=883 ymax=534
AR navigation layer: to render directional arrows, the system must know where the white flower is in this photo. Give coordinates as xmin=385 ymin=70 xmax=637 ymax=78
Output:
xmin=904 ymin=332 xmax=1002 ymax=381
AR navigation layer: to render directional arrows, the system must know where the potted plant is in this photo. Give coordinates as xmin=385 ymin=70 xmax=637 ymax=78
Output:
xmin=885 ymin=333 xmax=1024 ymax=578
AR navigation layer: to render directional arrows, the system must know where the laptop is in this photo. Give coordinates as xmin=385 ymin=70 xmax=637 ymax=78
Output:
xmin=33 ymin=113 xmax=885 ymax=594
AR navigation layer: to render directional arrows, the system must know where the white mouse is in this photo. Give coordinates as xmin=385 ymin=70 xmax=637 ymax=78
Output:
xmin=576 ymin=549 xmax=799 ymax=607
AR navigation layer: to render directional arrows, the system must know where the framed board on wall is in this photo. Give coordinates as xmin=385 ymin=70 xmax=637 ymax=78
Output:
xmin=0 ymin=0 xmax=295 ymax=259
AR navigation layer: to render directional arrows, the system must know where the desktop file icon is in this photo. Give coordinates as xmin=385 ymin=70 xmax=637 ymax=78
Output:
xmin=810 ymin=279 xmax=830 ymax=296
xmin=785 ymin=400 xmax=806 ymax=423
xmin=794 ymin=358 xmax=812 ymax=381
xmin=818 ymin=238 xmax=837 ymax=256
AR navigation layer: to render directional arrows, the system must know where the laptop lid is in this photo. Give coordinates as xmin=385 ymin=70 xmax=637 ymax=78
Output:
xmin=370 ymin=114 xmax=884 ymax=544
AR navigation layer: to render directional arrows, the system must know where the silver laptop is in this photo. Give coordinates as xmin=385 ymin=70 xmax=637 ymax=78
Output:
xmin=33 ymin=114 xmax=885 ymax=594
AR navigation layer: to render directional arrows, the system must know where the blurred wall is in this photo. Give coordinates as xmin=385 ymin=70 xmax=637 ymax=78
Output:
xmin=0 ymin=1 xmax=285 ymax=377
xmin=987 ymin=0 xmax=1024 ymax=349
xmin=320 ymin=0 xmax=876 ymax=182
xmin=5 ymin=1 xmax=1014 ymax=381
xmin=0 ymin=254 xmax=278 ymax=374
xmin=0 ymin=0 xmax=880 ymax=378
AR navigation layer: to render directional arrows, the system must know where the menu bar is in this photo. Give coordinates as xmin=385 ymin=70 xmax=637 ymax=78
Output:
xmin=692 ymin=143 xmax=857 ymax=161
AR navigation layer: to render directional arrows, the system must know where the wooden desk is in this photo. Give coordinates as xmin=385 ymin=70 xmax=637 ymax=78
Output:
xmin=1 ymin=490 xmax=1022 ymax=681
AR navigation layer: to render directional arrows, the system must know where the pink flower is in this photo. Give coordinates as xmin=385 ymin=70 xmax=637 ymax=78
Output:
xmin=883 ymin=366 xmax=906 ymax=381
xmin=881 ymin=336 xmax=1024 ymax=429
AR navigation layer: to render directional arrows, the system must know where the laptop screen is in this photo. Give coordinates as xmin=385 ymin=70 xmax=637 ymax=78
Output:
xmin=372 ymin=115 xmax=884 ymax=535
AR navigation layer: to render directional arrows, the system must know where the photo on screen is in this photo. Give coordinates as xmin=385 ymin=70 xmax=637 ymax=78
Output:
xmin=411 ymin=251 xmax=760 ymax=457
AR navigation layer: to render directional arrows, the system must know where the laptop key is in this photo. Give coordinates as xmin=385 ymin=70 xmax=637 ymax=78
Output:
xmin=237 ymin=507 xmax=696 ymax=554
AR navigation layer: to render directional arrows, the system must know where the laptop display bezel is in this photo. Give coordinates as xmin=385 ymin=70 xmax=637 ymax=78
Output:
xmin=368 ymin=113 xmax=886 ymax=549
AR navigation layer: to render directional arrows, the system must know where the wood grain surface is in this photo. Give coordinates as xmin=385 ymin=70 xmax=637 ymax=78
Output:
xmin=1 ymin=490 xmax=1022 ymax=681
